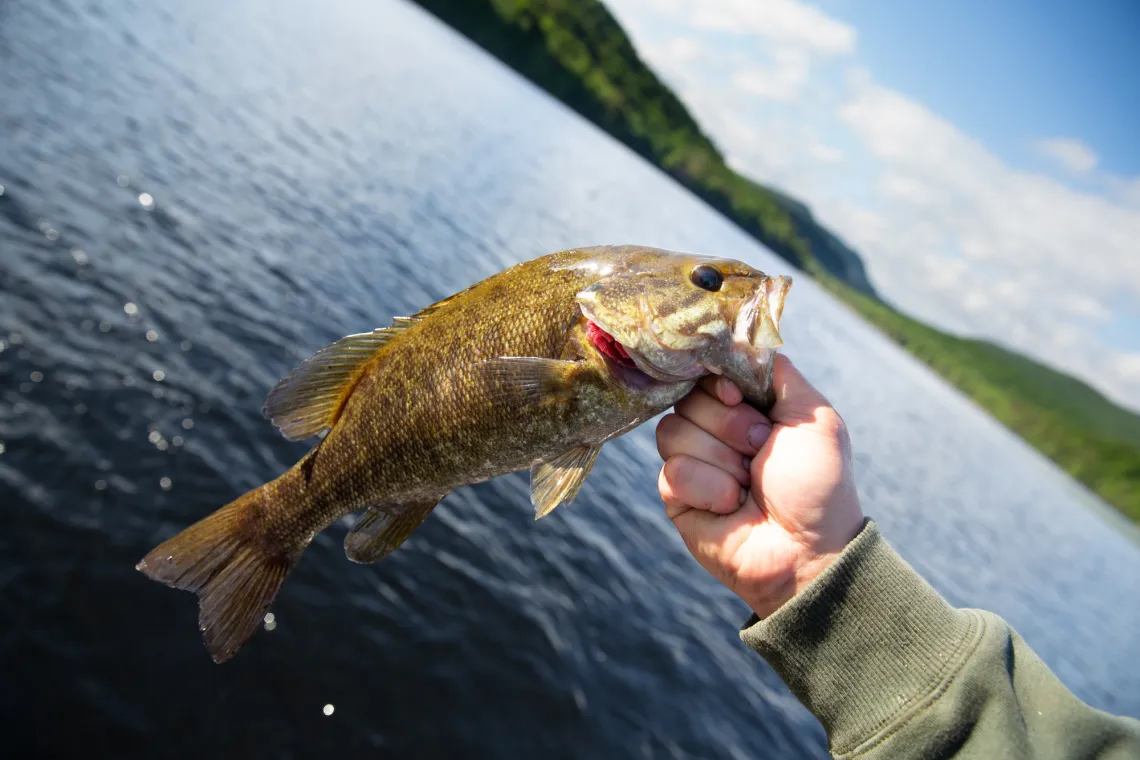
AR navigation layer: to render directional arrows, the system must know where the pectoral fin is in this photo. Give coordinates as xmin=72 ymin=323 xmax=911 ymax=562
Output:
xmin=531 ymin=444 xmax=603 ymax=519
xmin=477 ymin=357 xmax=585 ymax=407
xmin=344 ymin=497 xmax=442 ymax=564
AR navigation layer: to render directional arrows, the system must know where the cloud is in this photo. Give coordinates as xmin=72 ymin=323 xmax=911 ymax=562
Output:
xmin=661 ymin=36 xmax=702 ymax=63
xmin=807 ymin=141 xmax=843 ymax=164
xmin=690 ymin=0 xmax=855 ymax=55
xmin=1102 ymin=174 xmax=1140 ymax=209
xmin=609 ymin=0 xmax=855 ymax=104
xmin=731 ymin=46 xmax=811 ymax=102
xmin=1033 ymin=137 xmax=1099 ymax=174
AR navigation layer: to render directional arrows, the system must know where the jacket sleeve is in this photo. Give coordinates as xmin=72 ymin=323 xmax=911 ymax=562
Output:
xmin=740 ymin=520 xmax=1140 ymax=759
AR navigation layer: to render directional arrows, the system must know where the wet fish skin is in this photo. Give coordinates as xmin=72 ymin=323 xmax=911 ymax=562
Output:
xmin=136 ymin=244 xmax=791 ymax=662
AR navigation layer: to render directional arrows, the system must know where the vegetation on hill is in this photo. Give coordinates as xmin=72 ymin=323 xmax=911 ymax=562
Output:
xmin=410 ymin=0 xmax=1140 ymax=524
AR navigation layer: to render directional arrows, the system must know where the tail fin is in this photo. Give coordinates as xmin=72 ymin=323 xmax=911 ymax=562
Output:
xmin=137 ymin=490 xmax=302 ymax=663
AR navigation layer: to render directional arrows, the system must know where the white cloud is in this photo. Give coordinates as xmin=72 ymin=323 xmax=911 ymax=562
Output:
xmin=1110 ymin=353 xmax=1140 ymax=382
xmin=1103 ymin=174 xmax=1140 ymax=209
xmin=1033 ymin=137 xmax=1099 ymax=174
xmin=731 ymin=46 xmax=811 ymax=102
xmin=662 ymin=36 xmax=702 ymax=63
xmin=877 ymin=171 xmax=944 ymax=207
xmin=807 ymin=141 xmax=843 ymax=164
xmin=610 ymin=0 xmax=855 ymax=104
xmin=1102 ymin=353 xmax=1140 ymax=405
xmin=690 ymin=0 xmax=855 ymax=55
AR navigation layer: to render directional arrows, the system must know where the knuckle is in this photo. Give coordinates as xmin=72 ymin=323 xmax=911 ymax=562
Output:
xmin=661 ymin=454 xmax=689 ymax=487
xmin=655 ymin=415 xmax=672 ymax=455
xmin=815 ymin=406 xmax=848 ymax=440
xmin=656 ymin=413 xmax=682 ymax=444
xmin=722 ymin=405 xmax=763 ymax=447
xmin=656 ymin=465 xmax=673 ymax=501
xmin=713 ymin=481 xmax=739 ymax=513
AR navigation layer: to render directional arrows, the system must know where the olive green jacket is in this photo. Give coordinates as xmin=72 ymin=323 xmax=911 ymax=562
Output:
xmin=740 ymin=520 xmax=1140 ymax=759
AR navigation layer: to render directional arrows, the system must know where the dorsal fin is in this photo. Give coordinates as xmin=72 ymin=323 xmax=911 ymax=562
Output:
xmin=263 ymin=329 xmax=396 ymax=440
xmin=405 ymin=279 xmax=481 ymax=321
xmin=263 ymin=286 xmax=481 ymax=441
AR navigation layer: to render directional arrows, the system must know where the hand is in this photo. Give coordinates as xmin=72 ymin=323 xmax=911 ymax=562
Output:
xmin=656 ymin=354 xmax=864 ymax=618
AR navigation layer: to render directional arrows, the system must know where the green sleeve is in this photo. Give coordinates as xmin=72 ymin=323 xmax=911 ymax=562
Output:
xmin=740 ymin=520 xmax=1140 ymax=759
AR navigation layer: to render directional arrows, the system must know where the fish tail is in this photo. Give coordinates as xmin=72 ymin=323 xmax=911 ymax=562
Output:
xmin=136 ymin=484 xmax=304 ymax=663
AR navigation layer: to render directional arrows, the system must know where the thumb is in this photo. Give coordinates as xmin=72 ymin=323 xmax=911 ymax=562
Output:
xmin=769 ymin=354 xmax=835 ymax=427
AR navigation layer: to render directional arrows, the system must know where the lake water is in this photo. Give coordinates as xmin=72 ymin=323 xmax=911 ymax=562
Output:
xmin=1 ymin=0 xmax=1137 ymax=756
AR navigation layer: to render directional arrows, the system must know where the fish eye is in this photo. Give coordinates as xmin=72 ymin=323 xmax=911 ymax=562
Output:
xmin=690 ymin=265 xmax=724 ymax=292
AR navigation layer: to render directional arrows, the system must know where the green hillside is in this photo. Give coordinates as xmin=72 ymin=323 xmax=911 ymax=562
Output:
xmin=410 ymin=0 xmax=1140 ymax=524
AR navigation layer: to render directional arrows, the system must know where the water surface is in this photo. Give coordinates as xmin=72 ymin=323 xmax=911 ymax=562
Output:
xmin=1 ymin=0 xmax=1137 ymax=756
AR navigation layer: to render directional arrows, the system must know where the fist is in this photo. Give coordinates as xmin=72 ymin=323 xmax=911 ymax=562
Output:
xmin=656 ymin=355 xmax=864 ymax=618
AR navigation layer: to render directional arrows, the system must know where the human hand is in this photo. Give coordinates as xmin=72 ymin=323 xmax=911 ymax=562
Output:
xmin=656 ymin=355 xmax=864 ymax=618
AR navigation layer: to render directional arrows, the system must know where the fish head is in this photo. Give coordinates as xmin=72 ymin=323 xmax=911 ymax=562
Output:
xmin=576 ymin=250 xmax=791 ymax=408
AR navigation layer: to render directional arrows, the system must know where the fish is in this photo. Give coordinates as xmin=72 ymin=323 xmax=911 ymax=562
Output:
xmin=136 ymin=244 xmax=791 ymax=662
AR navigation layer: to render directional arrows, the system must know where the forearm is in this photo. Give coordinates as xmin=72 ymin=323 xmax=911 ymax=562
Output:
xmin=740 ymin=520 xmax=1140 ymax=759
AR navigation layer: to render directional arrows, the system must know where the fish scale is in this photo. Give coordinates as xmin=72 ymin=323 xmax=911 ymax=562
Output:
xmin=136 ymin=244 xmax=791 ymax=663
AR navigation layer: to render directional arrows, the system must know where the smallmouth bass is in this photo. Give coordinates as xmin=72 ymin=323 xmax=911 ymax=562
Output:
xmin=137 ymin=245 xmax=791 ymax=662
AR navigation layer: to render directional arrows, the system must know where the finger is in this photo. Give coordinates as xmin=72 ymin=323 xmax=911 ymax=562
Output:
xmin=671 ymin=495 xmax=763 ymax=558
xmin=659 ymin=455 xmax=744 ymax=519
xmin=675 ymin=388 xmax=772 ymax=455
xmin=769 ymin=354 xmax=851 ymax=457
xmin=656 ymin=413 xmax=750 ymax=485
xmin=770 ymin=354 xmax=833 ymax=424
xmin=658 ymin=466 xmax=691 ymax=520
xmin=697 ymin=375 xmax=743 ymax=406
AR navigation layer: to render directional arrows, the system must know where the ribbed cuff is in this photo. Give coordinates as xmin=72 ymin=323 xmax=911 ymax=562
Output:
xmin=740 ymin=520 xmax=983 ymax=756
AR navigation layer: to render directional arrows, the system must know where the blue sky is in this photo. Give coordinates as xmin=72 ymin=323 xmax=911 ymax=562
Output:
xmin=606 ymin=0 xmax=1140 ymax=410
xmin=831 ymin=0 xmax=1140 ymax=176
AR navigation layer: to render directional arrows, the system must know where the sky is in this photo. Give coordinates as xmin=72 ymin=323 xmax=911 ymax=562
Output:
xmin=603 ymin=0 xmax=1140 ymax=411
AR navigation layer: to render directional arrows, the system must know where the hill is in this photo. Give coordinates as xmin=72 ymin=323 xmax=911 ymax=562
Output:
xmin=409 ymin=0 xmax=1140 ymax=524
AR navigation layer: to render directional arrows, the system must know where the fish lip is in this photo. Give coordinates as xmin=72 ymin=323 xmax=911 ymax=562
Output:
xmin=738 ymin=275 xmax=791 ymax=352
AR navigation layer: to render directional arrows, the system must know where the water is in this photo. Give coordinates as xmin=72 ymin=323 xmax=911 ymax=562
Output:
xmin=1 ymin=0 xmax=1137 ymax=756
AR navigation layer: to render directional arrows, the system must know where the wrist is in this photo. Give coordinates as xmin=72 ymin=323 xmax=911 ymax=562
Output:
xmin=744 ymin=549 xmax=845 ymax=618
xmin=743 ymin=512 xmax=864 ymax=618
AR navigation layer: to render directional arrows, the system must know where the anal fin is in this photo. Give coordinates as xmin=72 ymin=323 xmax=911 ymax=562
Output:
xmin=344 ymin=497 xmax=442 ymax=564
xmin=531 ymin=444 xmax=603 ymax=519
